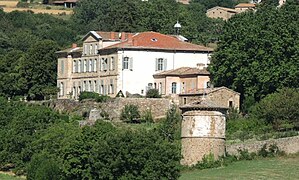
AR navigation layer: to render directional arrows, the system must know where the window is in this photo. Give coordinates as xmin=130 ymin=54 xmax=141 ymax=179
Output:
xmin=110 ymin=57 xmax=114 ymax=71
xmin=182 ymin=82 xmax=185 ymax=93
xmin=229 ymin=101 xmax=233 ymax=108
xmin=83 ymin=81 xmax=87 ymax=91
xmin=159 ymin=82 xmax=162 ymax=94
xmin=84 ymin=45 xmax=87 ymax=55
xmin=183 ymin=98 xmax=187 ymax=105
xmin=59 ymin=82 xmax=64 ymax=96
xmin=78 ymin=60 xmax=81 ymax=73
xmin=95 ymin=44 xmax=98 ymax=54
xmin=89 ymin=59 xmax=92 ymax=72
xmin=72 ymin=60 xmax=76 ymax=73
xmin=94 ymin=80 xmax=98 ymax=92
xmin=172 ymin=82 xmax=177 ymax=94
xmin=109 ymin=79 xmax=114 ymax=94
xmin=122 ymin=57 xmax=133 ymax=70
xmin=101 ymin=58 xmax=108 ymax=71
xmin=94 ymin=59 xmax=97 ymax=72
xmin=89 ymin=81 xmax=93 ymax=92
xmin=155 ymin=58 xmax=167 ymax=71
xmin=123 ymin=57 xmax=129 ymax=70
xmin=72 ymin=87 xmax=76 ymax=99
xmin=89 ymin=44 xmax=93 ymax=55
xmin=83 ymin=60 xmax=87 ymax=72
xmin=154 ymin=83 xmax=157 ymax=89
xmin=61 ymin=60 xmax=64 ymax=74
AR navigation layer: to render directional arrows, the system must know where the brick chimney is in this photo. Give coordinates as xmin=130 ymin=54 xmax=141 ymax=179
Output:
xmin=72 ymin=43 xmax=77 ymax=48
xmin=110 ymin=32 xmax=115 ymax=40
xmin=121 ymin=32 xmax=126 ymax=41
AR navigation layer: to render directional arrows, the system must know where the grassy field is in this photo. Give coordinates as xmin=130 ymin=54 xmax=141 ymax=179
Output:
xmin=180 ymin=155 xmax=299 ymax=180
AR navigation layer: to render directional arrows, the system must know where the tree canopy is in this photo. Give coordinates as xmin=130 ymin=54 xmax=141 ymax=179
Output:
xmin=209 ymin=1 xmax=299 ymax=103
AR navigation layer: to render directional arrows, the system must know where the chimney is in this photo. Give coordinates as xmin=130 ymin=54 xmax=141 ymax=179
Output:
xmin=110 ymin=32 xmax=115 ymax=40
xmin=72 ymin=43 xmax=77 ymax=48
xmin=127 ymin=33 xmax=133 ymax=43
xmin=121 ymin=32 xmax=126 ymax=41
xmin=196 ymin=63 xmax=205 ymax=70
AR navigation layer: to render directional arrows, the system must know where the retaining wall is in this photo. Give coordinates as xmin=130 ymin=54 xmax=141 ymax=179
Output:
xmin=226 ymin=135 xmax=299 ymax=155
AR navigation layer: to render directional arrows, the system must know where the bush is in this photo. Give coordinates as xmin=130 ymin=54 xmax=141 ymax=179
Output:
xmin=258 ymin=143 xmax=283 ymax=157
xmin=27 ymin=153 xmax=62 ymax=180
xmin=141 ymin=108 xmax=154 ymax=123
xmin=146 ymin=89 xmax=161 ymax=98
xmin=251 ymin=88 xmax=299 ymax=130
xmin=79 ymin=91 xmax=110 ymax=102
xmin=120 ymin=104 xmax=140 ymax=123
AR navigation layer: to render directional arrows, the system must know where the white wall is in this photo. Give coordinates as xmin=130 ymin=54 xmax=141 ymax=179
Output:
xmin=117 ymin=50 xmax=210 ymax=96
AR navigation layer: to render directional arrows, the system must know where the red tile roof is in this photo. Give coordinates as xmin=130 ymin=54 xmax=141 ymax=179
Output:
xmin=101 ymin=32 xmax=213 ymax=52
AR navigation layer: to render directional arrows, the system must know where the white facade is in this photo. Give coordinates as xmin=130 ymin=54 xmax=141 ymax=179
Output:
xmin=116 ymin=50 xmax=210 ymax=96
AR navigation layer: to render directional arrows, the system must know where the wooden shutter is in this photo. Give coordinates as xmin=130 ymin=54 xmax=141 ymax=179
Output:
xmin=129 ymin=57 xmax=133 ymax=71
xmin=164 ymin=58 xmax=167 ymax=70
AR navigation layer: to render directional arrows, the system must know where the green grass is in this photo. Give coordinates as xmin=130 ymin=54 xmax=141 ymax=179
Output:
xmin=180 ymin=155 xmax=299 ymax=180
xmin=0 ymin=173 xmax=23 ymax=180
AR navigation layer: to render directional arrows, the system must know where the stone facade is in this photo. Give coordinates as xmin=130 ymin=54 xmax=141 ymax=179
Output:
xmin=206 ymin=6 xmax=238 ymax=20
xmin=38 ymin=98 xmax=172 ymax=121
xmin=226 ymin=135 xmax=299 ymax=156
xmin=180 ymin=100 xmax=228 ymax=166
xmin=179 ymin=87 xmax=240 ymax=110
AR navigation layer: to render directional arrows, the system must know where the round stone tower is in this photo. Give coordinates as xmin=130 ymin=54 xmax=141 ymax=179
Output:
xmin=180 ymin=99 xmax=228 ymax=166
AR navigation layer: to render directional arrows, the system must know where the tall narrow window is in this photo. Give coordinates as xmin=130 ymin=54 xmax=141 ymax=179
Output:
xmin=109 ymin=79 xmax=114 ymax=94
xmin=122 ymin=57 xmax=129 ymax=70
xmin=94 ymin=80 xmax=98 ymax=92
xmin=229 ymin=101 xmax=233 ymax=108
xmin=155 ymin=58 xmax=167 ymax=71
xmin=83 ymin=81 xmax=86 ymax=91
xmin=89 ymin=81 xmax=93 ymax=92
xmin=59 ymin=82 xmax=64 ymax=96
xmin=110 ymin=57 xmax=114 ymax=70
xmin=78 ymin=60 xmax=81 ymax=73
xmin=95 ymin=44 xmax=98 ymax=54
xmin=159 ymin=82 xmax=162 ymax=94
xmin=171 ymin=82 xmax=177 ymax=94
xmin=84 ymin=60 xmax=87 ymax=72
xmin=61 ymin=60 xmax=64 ymax=74
xmin=90 ymin=44 xmax=93 ymax=55
xmin=94 ymin=59 xmax=97 ymax=72
xmin=89 ymin=59 xmax=92 ymax=72
xmin=73 ymin=60 xmax=76 ymax=73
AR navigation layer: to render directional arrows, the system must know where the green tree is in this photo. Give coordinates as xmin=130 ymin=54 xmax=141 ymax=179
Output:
xmin=19 ymin=40 xmax=59 ymax=100
xmin=209 ymin=3 xmax=299 ymax=103
xmin=120 ymin=104 xmax=141 ymax=123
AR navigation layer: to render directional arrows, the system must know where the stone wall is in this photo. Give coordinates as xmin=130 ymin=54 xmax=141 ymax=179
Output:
xmin=37 ymin=98 xmax=172 ymax=121
xmin=226 ymin=136 xmax=299 ymax=155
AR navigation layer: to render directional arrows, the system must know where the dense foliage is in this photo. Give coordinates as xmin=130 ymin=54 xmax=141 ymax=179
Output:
xmin=72 ymin=0 xmax=224 ymax=45
xmin=209 ymin=1 xmax=299 ymax=102
xmin=0 ymin=98 xmax=181 ymax=179
xmin=146 ymin=89 xmax=161 ymax=98
xmin=0 ymin=10 xmax=78 ymax=100
xmin=78 ymin=91 xmax=110 ymax=102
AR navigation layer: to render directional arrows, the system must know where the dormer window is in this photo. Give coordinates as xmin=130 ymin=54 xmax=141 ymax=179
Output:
xmin=151 ymin=38 xmax=158 ymax=42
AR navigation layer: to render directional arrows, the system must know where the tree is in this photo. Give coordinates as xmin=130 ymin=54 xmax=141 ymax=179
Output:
xmin=209 ymin=3 xmax=299 ymax=103
xmin=251 ymin=88 xmax=299 ymax=130
xmin=19 ymin=40 xmax=59 ymax=100
xmin=146 ymin=89 xmax=161 ymax=98
xmin=120 ymin=104 xmax=140 ymax=123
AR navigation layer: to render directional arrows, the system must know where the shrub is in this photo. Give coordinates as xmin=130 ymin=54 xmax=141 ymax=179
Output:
xmin=79 ymin=92 xmax=110 ymax=102
xmin=251 ymin=88 xmax=299 ymax=130
xmin=146 ymin=89 xmax=161 ymax=98
xmin=27 ymin=153 xmax=62 ymax=180
xmin=258 ymin=143 xmax=284 ymax=157
xmin=141 ymin=108 xmax=154 ymax=123
xmin=120 ymin=104 xmax=140 ymax=123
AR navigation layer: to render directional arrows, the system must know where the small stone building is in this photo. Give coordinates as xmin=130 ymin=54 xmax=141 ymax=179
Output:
xmin=179 ymin=86 xmax=240 ymax=110
xmin=180 ymin=99 xmax=228 ymax=166
xmin=206 ymin=6 xmax=239 ymax=20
